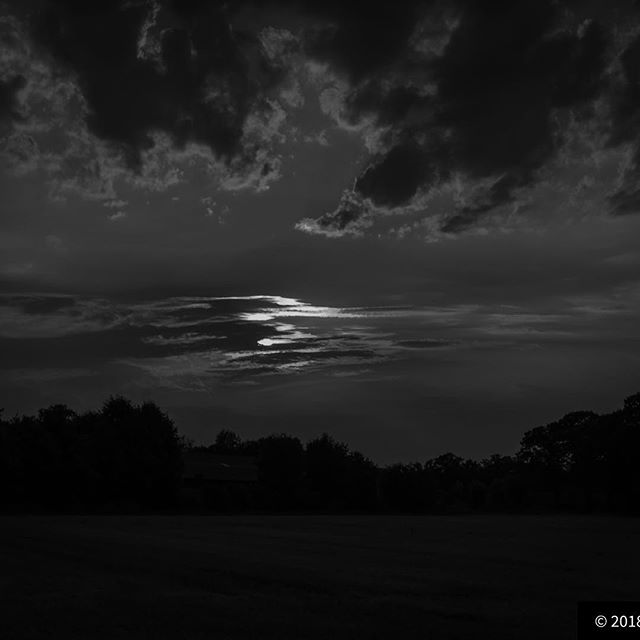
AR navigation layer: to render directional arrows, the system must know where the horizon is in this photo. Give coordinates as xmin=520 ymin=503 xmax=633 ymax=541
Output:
xmin=2 ymin=289 xmax=638 ymax=464
xmin=5 ymin=387 xmax=638 ymax=469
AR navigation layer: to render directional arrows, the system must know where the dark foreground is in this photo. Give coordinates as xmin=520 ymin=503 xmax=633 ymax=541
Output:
xmin=0 ymin=515 xmax=638 ymax=639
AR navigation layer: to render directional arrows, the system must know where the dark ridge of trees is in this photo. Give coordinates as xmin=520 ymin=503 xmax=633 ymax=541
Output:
xmin=1 ymin=392 xmax=639 ymax=513
xmin=0 ymin=397 xmax=183 ymax=511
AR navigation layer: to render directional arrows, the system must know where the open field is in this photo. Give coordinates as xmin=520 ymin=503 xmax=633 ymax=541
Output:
xmin=0 ymin=515 xmax=638 ymax=639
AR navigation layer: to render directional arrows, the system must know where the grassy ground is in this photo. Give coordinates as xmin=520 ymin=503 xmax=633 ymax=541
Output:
xmin=0 ymin=514 xmax=638 ymax=639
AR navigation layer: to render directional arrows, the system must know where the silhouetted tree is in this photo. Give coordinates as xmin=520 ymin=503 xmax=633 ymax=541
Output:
xmin=3 ymin=391 xmax=640 ymax=514
xmin=255 ymin=434 xmax=304 ymax=508
xmin=213 ymin=429 xmax=242 ymax=454
xmin=92 ymin=397 xmax=182 ymax=507
xmin=380 ymin=463 xmax=429 ymax=511
xmin=305 ymin=434 xmax=377 ymax=510
xmin=479 ymin=455 xmax=523 ymax=510
xmin=518 ymin=411 xmax=598 ymax=508
xmin=0 ymin=397 xmax=182 ymax=511
xmin=305 ymin=434 xmax=349 ymax=508
xmin=602 ymin=394 xmax=640 ymax=511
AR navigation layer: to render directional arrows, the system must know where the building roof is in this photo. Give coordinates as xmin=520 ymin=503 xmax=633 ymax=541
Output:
xmin=182 ymin=451 xmax=258 ymax=483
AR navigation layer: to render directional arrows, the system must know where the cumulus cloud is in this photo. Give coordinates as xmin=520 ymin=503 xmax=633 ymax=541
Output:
xmin=296 ymin=190 xmax=372 ymax=238
xmin=0 ymin=1 xmax=304 ymax=204
xmin=3 ymin=1 xmax=640 ymax=240
xmin=296 ymin=0 xmax=640 ymax=239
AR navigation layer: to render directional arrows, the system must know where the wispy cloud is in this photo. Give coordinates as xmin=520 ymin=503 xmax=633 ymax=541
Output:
xmin=2 ymin=290 xmax=638 ymax=394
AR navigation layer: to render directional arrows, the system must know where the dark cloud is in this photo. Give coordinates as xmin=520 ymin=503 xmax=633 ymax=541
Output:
xmin=439 ymin=174 xmax=523 ymax=233
xmin=29 ymin=0 xmax=281 ymax=167
xmin=301 ymin=0 xmax=422 ymax=81
xmin=299 ymin=0 xmax=620 ymax=235
xmin=297 ymin=189 xmax=371 ymax=237
xmin=609 ymin=32 xmax=640 ymax=148
xmin=3 ymin=294 xmax=76 ymax=315
xmin=608 ymin=32 xmax=640 ymax=215
xmin=346 ymin=84 xmax=433 ymax=128
xmin=609 ymin=186 xmax=640 ymax=216
xmin=434 ymin=5 xmax=606 ymax=173
xmin=230 ymin=348 xmax=376 ymax=368
xmin=0 ymin=0 xmax=639 ymax=234
xmin=0 ymin=75 xmax=26 ymax=123
xmin=355 ymin=143 xmax=437 ymax=208
xmin=396 ymin=339 xmax=457 ymax=349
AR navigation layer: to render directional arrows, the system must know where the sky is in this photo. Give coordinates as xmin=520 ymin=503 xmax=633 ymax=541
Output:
xmin=1 ymin=0 xmax=640 ymax=463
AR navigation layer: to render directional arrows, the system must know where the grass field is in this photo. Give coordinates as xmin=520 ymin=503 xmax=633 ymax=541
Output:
xmin=0 ymin=515 xmax=638 ymax=639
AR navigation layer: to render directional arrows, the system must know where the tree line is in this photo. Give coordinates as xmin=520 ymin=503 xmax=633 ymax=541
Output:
xmin=0 ymin=398 xmax=183 ymax=510
xmin=1 ymin=392 xmax=639 ymax=513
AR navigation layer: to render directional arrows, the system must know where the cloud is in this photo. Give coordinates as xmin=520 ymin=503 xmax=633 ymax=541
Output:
xmin=0 ymin=294 xmax=389 ymax=381
xmin=355 ymin=143 xmax=437 ymax=207
xmin=3 ymin=1 xmax=640 ymax=240
xmin=303 ymin=1 xmax=423 ymax=82
xmin=396 ymin=339 xmax=458 ymax=349
xmin=0 ymin=294 xmax=116 ymax=338
xmin=103 ymin=199 xmax=128 ymax=209
xmin=296 ymin=1 xmax=640 ymax=239
xmin=32 ymin=2 xmax=258 ymax=161
xmin=0 ymin=1 xmax=304 ymax=203
xmin=0 ymin=74 xmax=25 ymax=123
xmin=200 ymin=196 xmax=230 ymax=223
xmin=2 ymin=288 xmax=640 ymax=398
xmin=296 ymin=190 xmax=372 ymax=238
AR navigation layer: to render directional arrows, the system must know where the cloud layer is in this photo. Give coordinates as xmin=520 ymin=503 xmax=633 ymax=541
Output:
xmin=295 ymin=1 xmax=640 ymax=238
xmin=2 ymin=1 xmax=640 ymax=238
xmin=2 ymin=286 xmax=639 ymax=460
xmin=2 ymin=287 xmax=639 ymax=386
xmin=0 ymin=1 xmax=302 ymax=209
